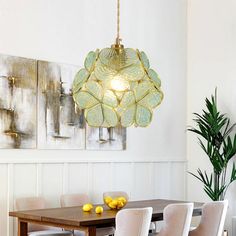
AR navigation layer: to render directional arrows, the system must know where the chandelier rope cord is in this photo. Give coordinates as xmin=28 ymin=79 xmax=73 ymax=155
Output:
xmin=116 ymin=0 xmax=121 ymax=44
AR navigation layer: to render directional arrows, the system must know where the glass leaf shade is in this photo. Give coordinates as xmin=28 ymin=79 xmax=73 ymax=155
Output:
xmin=72 ymin=47 xmax=163 ymax=128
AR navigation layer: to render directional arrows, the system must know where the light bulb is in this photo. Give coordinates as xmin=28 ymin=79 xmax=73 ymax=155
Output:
xmin=110 ymin=75 xmax=130 ymax=92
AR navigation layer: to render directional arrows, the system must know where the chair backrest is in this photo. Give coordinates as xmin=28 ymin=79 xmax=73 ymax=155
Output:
xmin=158 ymin=203 xmax=193 ymax=236
xmin=15 ymin=197 xmax=46 ymax=211
xmin=189 ymin=200 xmax=228 ymax=236
xmin=114 ymin=207 xmax=153 ymax=236
xmin=60 ymin=193 xmax=89 ymax=207
xmin=15 ymin=197 xmax=49 ymax=232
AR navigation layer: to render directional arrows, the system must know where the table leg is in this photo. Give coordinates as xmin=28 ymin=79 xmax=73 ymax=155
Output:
xmin=86 ymin=226 xmax=96 ymax=236
xmin=18 ymin=220 xmax=28 ymax=236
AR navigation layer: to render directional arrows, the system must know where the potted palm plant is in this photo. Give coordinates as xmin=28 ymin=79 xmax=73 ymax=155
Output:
xmin=188 ymin=90 xmax=236 ymax=201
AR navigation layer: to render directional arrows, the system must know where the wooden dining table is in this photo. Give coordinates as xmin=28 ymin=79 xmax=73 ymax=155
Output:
xmin=9 ymin=199 xmax=203 ymax=236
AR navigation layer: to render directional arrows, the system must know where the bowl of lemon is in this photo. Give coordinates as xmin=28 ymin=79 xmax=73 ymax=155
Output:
xmin=103 ymin=191 xmax=128 ymax=210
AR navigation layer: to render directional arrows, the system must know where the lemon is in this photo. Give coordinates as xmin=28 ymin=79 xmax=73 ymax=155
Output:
xmin=95 ymin=206 xmax=104 ymax=214
xmin=82 ymin=203 xmax=93 ymax=212
xmin=107 ymin=197 xmax=127 ymax=210
xmin=112 ymin=199 xmax=118 ymax=205
xmin=108 ymin=201 xmax=117 ymax=209
xmin=118 ymin=197 xmax=127 ymax=204
xmin=104 ymin=196 xmax=113 ymax=204
xmin=87 ymin=203 xmax=93 ymax=209
xmin=117 ymin=200 xmax=124 ymax=209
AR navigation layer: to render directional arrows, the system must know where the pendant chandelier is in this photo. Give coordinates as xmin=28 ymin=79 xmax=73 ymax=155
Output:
xmin=72 ymin=0 xmax=163 ymax=128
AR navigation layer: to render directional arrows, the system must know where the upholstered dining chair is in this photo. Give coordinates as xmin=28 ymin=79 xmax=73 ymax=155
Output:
xmin=103 ymin=191 xmax=155 ymax=233
xmin=15 ymin=197 xmax=73 ymax=236
xmin=114 ymin=207 xmax=153 ymax=236
xmin=149 ymin=203 xmax=193 ymax=236
xmin=189 ymin=200 xmax=228 ymax=236
xmin=60 ymin=193 xmax=115 ymax=236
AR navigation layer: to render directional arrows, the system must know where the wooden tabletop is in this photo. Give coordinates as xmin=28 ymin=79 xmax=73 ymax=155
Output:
xmin=10 ymin=199 xmax=203 ymax=228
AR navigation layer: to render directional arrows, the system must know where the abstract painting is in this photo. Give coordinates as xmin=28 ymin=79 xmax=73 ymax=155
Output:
xmin=37 ymin=61 xmax=85 ymax=149
xmin=0 ymin=54 xmax=37 ymax=148
xmin=0 ymin=54 xmax=126 ymax=150
xmin=86 ymin=125 xmax=126 ymax=150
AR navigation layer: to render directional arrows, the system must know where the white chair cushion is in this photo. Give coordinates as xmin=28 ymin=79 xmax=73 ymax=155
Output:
xmin=96 ymin=227 xmax=115 ymax=236
xmin=149 ymin=222 xmax=155 ymax=231
xmin=72 ymin=231 xmax=85 ymax=236
xmin=29 ymin=230 xmax=73 ymax=236
xmin=73 ymin=227 xmax=115 ymax=236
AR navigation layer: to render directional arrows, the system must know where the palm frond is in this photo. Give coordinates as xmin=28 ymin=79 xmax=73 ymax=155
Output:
xmin=188 ymin=89 xmax=236 ymax=201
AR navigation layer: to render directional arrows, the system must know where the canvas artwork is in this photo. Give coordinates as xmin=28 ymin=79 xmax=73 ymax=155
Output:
xmin=86 ymin=125 xmax=126 ymax=150
xmin=37 ymin=61 xmax=85 ymax=149
xmin=0 ymin=54 xmax=126 ymax=150
xmin=0 ymin=55 xmax=37 ymax=148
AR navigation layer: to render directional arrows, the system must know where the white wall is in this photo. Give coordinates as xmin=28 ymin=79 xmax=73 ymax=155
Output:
xmin=0 ymin=0 xmax=187 ymax=235
xmin=0 ymin=0 xmax=187 ymax=162
xmin=187 ymin=0 xmax=236 ymax=234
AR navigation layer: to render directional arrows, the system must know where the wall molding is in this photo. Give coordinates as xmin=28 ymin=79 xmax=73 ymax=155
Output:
xmin=0 ymin=157 xmax=187 ymax=164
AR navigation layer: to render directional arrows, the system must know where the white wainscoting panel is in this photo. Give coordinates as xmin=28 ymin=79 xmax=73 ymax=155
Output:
xmin=14 ymin=164 xmax=37 ymax=198
xmin=0 ymin=160 xmax=186 ymax=236
xmin=67 ymin=163 xmax=89 ymax=195
xmin=112 ymin=163 xmax=132 ymax=198
xmin=169 ymin=162 xmax=186 ymax=200
xmin=41 ymin=164 xmax=64 ymax=208
xmin=133 ymin=163 xmax=154 ymax=200
xmin=0 ymin=164 xmax=8 ymax=236
xmin=90 ymin=163 xmax=112 ymax=203
xmin=153 ymin=162 xmax=171 ymax=199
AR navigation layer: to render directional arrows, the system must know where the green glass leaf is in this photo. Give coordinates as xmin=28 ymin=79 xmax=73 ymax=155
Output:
xmin=103 ymin=90 xmax=118 ymax=107
xmin=86 ymin=81 xmax=103 ymax=101
xmin=148 ymin=69 xmax=161 ymax=88
xmin=120 ymin=91 xmax=135 ymax=107
xmin=100 ymin=79 xmax=112 ymax=91
xmin=123 ymin=48 xmax=140 ymax=67
xmin=138 ymin=50 xmax=150 ymax=70
xmin=115 ymin=91 xmax=124 ymax=100
xmin=136 ymin=105 xmax=152 ymax=127
xmin=102 ymin=104 xmax=118 ymax=127
xmin=73 ymin=69 xmax=90 ymax=94
xmin=130 ymin=81 xmax=138 ymax=90
xmin=124 ymin=48 xmax=140 ymax=61
xmin=120 ymin=63 xmax=145 ymax=81
xmin=99 ymin=48 xmax=139 ymax=70
xmin=84 ymin=51 xmax=97 ymax=72
xmin=73 ymin=91 xmax=99 ymax=109
xmin=94 ymin=60 xmax=117 ymax=81
xmin=87 ymin=72 xmax=97 ymax=81
xmin=102 ymin=121 xmax=109 ymax=128
xmin=134 ymin=81 xmax=152 ymax=101
xmin=85 ymin=104 xmax=103 ymax=127
xmin=139 ymin=89 xmax=163 ymax=109
xmin=121 ymin=105 xmax=136 ymax=127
